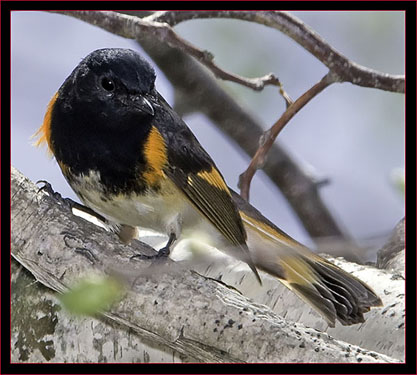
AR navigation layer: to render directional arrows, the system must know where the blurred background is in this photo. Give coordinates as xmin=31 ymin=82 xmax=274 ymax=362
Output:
xmin=11 ymin=11 xmax=405 ymax=261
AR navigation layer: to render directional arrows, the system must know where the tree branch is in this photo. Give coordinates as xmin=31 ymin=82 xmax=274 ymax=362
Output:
xmin=144 ymin=11 xmax=404 ymax=199
xmin=11 ymin=166 xmax=400 ymax=363
xmin=192 ymin=248 xmax=405 ymax=361
xmin=239 ymin=72 xmax=336 ymax=201
xmin=50 ymin=10 xmax=284 ymax=92
xmin=377 ymin=218 xmax=405 ymax=276
xmin=149 ymin=11 xmax=404 ymax=93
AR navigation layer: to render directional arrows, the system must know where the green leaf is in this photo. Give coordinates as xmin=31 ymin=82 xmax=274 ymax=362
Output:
xmin=390 ymin=167 xmax=405 ymax=198
xmin=59 ymin=276 xmax=124 ymax=316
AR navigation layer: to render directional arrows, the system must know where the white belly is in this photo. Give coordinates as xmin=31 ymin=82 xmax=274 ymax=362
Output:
xmin=68 ymin=170 xmax=227 ymax=248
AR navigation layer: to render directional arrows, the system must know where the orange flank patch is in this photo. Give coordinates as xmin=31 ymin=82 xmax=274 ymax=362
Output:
xmin=197 ymin=167 xmax=231 ymax=196
xmin=142 ymin=126 xmax=168 ymax=186
xmin=34 ymin=92 xmax=59 ymax=154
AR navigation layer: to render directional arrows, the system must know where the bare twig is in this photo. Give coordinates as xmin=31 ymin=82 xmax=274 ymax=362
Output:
xmin=50 ymin=11 xmax=283 ymax=92
xmin=239 ymin=73 xmax=336 ymax=200
xmin=280 ymin=85 xmax=294 ymax=108
xmin=148 ymin=11 xmax=405 ymax=94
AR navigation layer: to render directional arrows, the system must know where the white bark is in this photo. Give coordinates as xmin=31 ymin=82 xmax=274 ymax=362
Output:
xmin=11 ymin=166 xmax=401 ymax=363
xmin=171 ymin=247 xmax=405 ymax=361
xmin=377 ymin=218 xmax=405 ymax=277
xmin=11 ymin=262 xmax=184 ymax=363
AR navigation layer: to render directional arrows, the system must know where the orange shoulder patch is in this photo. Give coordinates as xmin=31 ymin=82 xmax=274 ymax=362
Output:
xmin=142 ymin=126 xmax=168 ymax=186
xmin=33 ymin=92 xmax=59 ymax=154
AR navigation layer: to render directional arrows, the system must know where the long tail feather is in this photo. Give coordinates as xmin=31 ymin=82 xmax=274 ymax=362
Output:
xmin=231 ymin=191 xmax=382 ymax=326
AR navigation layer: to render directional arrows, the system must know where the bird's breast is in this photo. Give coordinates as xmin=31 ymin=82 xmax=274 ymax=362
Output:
xmin=66 ymin=169 xmax=192 ymax=234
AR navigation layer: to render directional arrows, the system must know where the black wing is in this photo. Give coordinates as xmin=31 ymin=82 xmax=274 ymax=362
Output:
xmin=154 ymin=95 xmax=260 ymax=282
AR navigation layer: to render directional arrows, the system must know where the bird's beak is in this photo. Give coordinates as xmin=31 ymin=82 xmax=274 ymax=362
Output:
xmin=131 ymin=95 xmax=154 ymax=116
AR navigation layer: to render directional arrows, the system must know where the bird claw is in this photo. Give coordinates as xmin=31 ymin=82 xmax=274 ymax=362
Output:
xmin=130 ymin=245 xmax=170 ymax=262
xmin=37 ymin=180 xmax=75 ymax=210
xmin=37 ymin=180 xmax=106 ymax=223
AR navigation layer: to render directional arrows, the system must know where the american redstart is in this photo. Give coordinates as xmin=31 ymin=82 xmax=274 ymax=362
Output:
xmin=36 ymin=48 xmax=382 ymax=326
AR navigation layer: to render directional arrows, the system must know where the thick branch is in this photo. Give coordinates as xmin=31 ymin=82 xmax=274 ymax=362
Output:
xmin=150 ymin=11 xmax=404 ymax=93
xmin=239 ymin=73 xmax=335 ymax=201
xmin=11 ymin=166 xmax=398 ymax=363
xmin=189 ymin=249 xmax=405 ymax=361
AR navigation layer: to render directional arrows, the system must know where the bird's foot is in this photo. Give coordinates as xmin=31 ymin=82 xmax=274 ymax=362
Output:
xmin=37 ymin=180 xmax=107 ymax=222
xmin=130 ymin=232 xmax=176 ymax=263
xmin=130 ymin=245 xmax=170 ymax=261
xmin=37 ymin=180 xmax=76 ymax=210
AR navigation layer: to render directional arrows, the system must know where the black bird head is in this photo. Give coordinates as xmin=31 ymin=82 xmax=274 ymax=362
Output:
xmin=59 ymin=48 xmax=157 ymax=130
xmin=44 ymin=48 xmax=162 ymax=174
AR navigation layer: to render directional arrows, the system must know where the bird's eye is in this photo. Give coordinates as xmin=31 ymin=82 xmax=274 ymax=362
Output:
xmin=101 ymin=77 xmax=115 ymax=92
